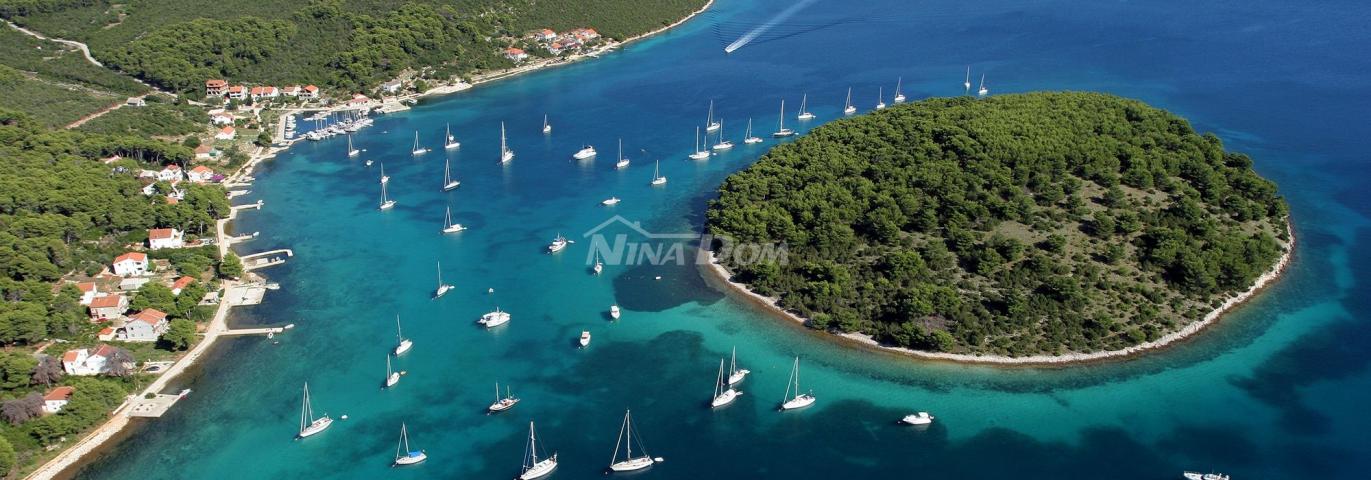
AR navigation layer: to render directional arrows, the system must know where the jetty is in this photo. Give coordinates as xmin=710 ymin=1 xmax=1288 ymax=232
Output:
xmin=227 ymin=190 xmax=251 ymax=198
xmin=241 ymin=249 xmax=293 ymax=271
xmin=231 ymin=200 xmax=265 ymax=211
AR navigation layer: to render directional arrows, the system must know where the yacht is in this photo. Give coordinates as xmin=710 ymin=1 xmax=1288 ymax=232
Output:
xmin=608 ymin=410 xmax=662 ymax=472
xmin=651 ymin=160 xmax=667 ymax=186
xmin=444 ymin=123 xmax=460 ymax=149
xmin=772 ymin=100 xmax=795 ymax=137
xmin=542 ymin=114 xmax=552 ymax=134
xmin=347 ymin=135 xmax=359 ymax=157
xmin=518 ymin=422 xmax=558 ymax=480
xmin=689 ymin=126 xmax=710 ymax=160
xmin=779 ymin=357 xmax=816 ymax=410
xmin=843 ymin=87 xmax=856 ymax=115
xmin=579 ymin=331 xmax=591 ymax=348
xmin=900 ymin=412 xmax=935 ymax=425
xmin=378 ymin=179 xmax=396 ymax=210
xmin=592 ymin=251 xmax=604 ymax=274
xmin=365 ymin=159 xmax=374 ymax=167
xmin=411 ymin=131 xmax=429 ymax=156
xmin=704 ymin=100 xmax=720 ymax=132
xmin=875 ymin=87 xmax=887 ymax=110
xmin=442 ymin=206 xmax=466 ymax=233
xmin=1183 ymin=473 xmax=1230 ymax=480
xmin=978 ymin=74 xmax=989 ymax=97
xmin=711 ymin=120 xmax=734 ymax=150
xmin=893 ymin=77 xmax=907 ymax=103
xmin=743 ymin=118 xmax=762 ymax=144
xmin=488 ymin=383 xmax=520 ymax=413
xmin=479 ymin=307 xmax=511 ymax=328
xmin=710 ymin=359 xmax=740 ymax=408
xmin=727 ymin=346 xmax=749 ymax=385
xmin=964 ymin=66 xmax=972 ymax=95
xmin=573 ymin=145 xmax=597 ymax=160
xmin=797 ymin=93 xmax=815 ymax=120
xmin=393 ymin=315 xmax=412 ymax=355
xmin=601 ymin=196 xmax=621 ymax=206
xmin=547 ymin=233 xmax=569 ymax=253
xmin=442 ymin=157 xmax=460 ymax=191
xmin=297 ymin=382 xmax=332 ymax=438
xmin=500 ymin=122 xmax=514 ymax=163
xmin=610 ymin=305 xmax=621 ymax=320
xmin=384 ymin=355 xmax=400 ymax=388
xmin=393 ymin=423 xmax=427 ymax=466
xmin=615 ymin=138 xmax=631 ymax=169
xmin=433 ymin=260 xmax=454 ymax=298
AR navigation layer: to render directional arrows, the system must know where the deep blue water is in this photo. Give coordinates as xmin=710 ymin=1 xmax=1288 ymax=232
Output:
xmin=72 ymin=0 xmax=1371 ymax=478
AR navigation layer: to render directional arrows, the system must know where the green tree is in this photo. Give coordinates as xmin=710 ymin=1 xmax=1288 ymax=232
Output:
xmin=161 ymin=319 xmax=197 ymax=350
xmin=130 ymin=282 xmax=176 ymax=314
xmin=219 ymin=253 xmax=244 ymax=279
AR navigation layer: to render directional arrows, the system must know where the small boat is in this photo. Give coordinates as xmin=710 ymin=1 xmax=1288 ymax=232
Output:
xmin=573 ymin=145 xmax=597 ymax=160
xmin=900 ymin=412 xmax=935 ymax=425
xmin=542 ymin=114 xmax=552 ymax=134
xmin=893 ymin=77 xmax=906 ymax=103
xmin=843 ymin=87 xmax=856 ymax=115
xmin=442 ymin=157 xmax=460 ymax=191
xmin=579 ymin=330 xmax=591 ymax=347
xmin=393 ymin=315 xmax=412 ymax=355
xmin=610 ymin=305 xmax=621 ymax=320
xmin=518 ymin=422 xmax=558 ymax=480
xmin=365 ymin=159 xmax=374 ymax=167
xmin=615 ymin=139 xmax=630 ymax=169
xmin=347 ymin=135 xmax=359 ymax=157
xmin=384 ymin=355 xmax=400 ymax=388
xmin=433 ymin=260 xmax=454 ymax=298
xmin=651 ymin=160 xmax=667 ymax=186
xmin=964 ymin=66 xmax=972 ymax=95
xmin=1183 ymin=473 xmax=1231 ymax=480
xmin=743 ymin=118 xmax=762 ymax=144
xmin=779 ymin=356 xmax=816 ymax=410
xmin=602 ymin=197 xmax=621 ymax=206
xmin=297 ymin=382 xmax=332 ymax=438
xmin=592 ymin=251 xmax=603 ymax=275
xmin=875 ymin=87 xmax=887 ymax=110
xmin=444 ymin=123 xmax=460 ymax=150
xmin=978 ymin=74 xmax=989 ymax=97
xmin=796 ymin=93 xmax=815 ymax=120
xmin=378 ymin=179 xmax=396 ymax=210
xmin=411 ymin=131 xmax=429 ymax=156
xmin=704 ymin=100 xmax=720 ymax=132
xmin=608 ymin=410 xmax=661 ymax=472
xmin=488 ymin=383 xmax=520 ymax=413
xmin=772 ymin=99 xmax=795 ymax=137
xmin=379 ymin=162 xmax=390 ymax=184
xmin=479 ymin=307 xmax=511 ymax=328
xmin=393 ymin=423 xmax=427 ymax=466
xmin=547 ymin=233 xmax=569 ymax=253
xmin=710 ymin=359 xmax=740 ymax=408
xmin=727 ymin=346 xmax=749 ymax=385
xmin=500 ymin=122 xmax=514 ymax=163
xmin=712 ymin=120 xmax=734 ymax=150
xmin=689 ymin=126 xmax=710 ymax=160
xmin=442 ymin=206 xmax=466 ymax=233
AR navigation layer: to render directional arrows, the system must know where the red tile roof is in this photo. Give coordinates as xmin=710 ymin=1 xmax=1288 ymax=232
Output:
xmin=304 ymin=85 xmax=318 ymax=92
xmin=62 ymin=350 xmax=79 ymax=363
xmin=195 ymin=145 xmax=214 ymax=154
xmin=219 ymin=126 xmax=235 ymax=134
xmin=149 ymin=228 xmax=177 ymax=240
xmin=190 ymin=165 xmax=213 ymax=174
xmin=92 ymin=345 xmax=116 ymax=358
xmin=206 ymin=79 xmax=227 ymax=88
xmin=173 ymin=276 xmax=195 ymax=290
xmin=76 ymin=282 xmax=96 ymax=293
xmin=114 ymin=252 xmax=147 ymax=264
xmin=88 ymin=294 xmax=125 ymax=309
xmin=43 ymin=386 xmax=74 ymax=401
xmin=130 ymin=309 xmax=167 ymax=324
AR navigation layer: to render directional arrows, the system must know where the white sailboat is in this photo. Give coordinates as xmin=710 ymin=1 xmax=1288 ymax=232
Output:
xmin=727 ymin=346 xmax=750 ymax=385
xmin=743 ymin=118 xmax=762 ymax=144
xmin=384 ymin=355 xmax=400 ymax=388
xmin=297 ymin=382 xmax=332 ymax=439
xmin=797 ymin=93 xmax=815 ymax=120
xmin=479 ymin=306 xmax=511 ymax=328
xmin=689 ymin=126 xmax=710 ymax=160
xmin=894 ymin=77 xmax=906 ymax=103
xmin=393 ymin=423 xmax=427 ymax=466
xmin=573 ymin=144 xmax=597 ymax=160
xmin=378 ymin=179 xmax=396 ymax=210
xmin=444 ymin=123 xmax=460 ymax=150
xmin=710 ymin=359 xmax=740 ymax=408
xmin=977 ymin=74 xmax=989 ymax=97
xmin=547 ymin=233 xmax=569 ymax=253
xmin=615 ymin=139 xmax=630 ymax=169
xmin=518 ymin=422 xmax=558 ymax=480
xmin=442 ymin=157 xmax=460 ymax=191
xmin=843 ymin=87 xmax=856 ymax=115
xmin=772 ymin=99 xmax=795 ymax=137
xmin=488 ymin=383 xmax=520 ymax=413
xmin=601 ymin=197 xmax=621 ymax=206
xmin=411 ymin=131 xmax=429 ymax=156
xmin=900 ymin=412 xmax=935 ymax=425
xmin=579 ymin=330 xmax=591 ymax=348
xmin=610 ymin=305 xmax=621 ymax=320
xmin=542 ymin=114 xmax=552 ymax=134
xmin=608 ymin=410 xmax=662 ymax=472
xmin=393 ymin=315 xmax=412 ymax=355
xmin=964 ymin=66 xmax=972 ymax=95
xmin=704 ymin=100 xmax=720 ymax=132
xmin=500 ymin=122 xmax=514 ymax=163
xmin=651 ymin=160 xmax=667 ymax=186
xmin=1183 ymin=472 xmax=1230 ymax=480
xmin=347 ymin=135 xmax=359 ymax=157
xmin=433 ymin=260 xmax=454 ymax=298
xmin=779 ymin=356 xmax=816 ymax=410
xmin=875 ymin=87 xmax=887 ymax=110
xmin=442 ymin=206 xmax=466 ymax=233
xmin=711 ymin=120 xmax=734 ymax=150
xmin=592 ymin=251 xmax=603 ymax=274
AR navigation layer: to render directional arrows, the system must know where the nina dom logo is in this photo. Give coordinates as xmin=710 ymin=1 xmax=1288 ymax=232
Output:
xmin=581 ymin=215 xmax=787 ymax=267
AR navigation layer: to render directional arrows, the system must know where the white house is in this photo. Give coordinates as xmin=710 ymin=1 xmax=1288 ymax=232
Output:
xmin=194 ymin=144 xmax=215 ymax=160
xmin=210 ymin=111 xmax=234 ymax=125
xmin=226 ymin=85 xmax=247 ymax=100
xmin=62 ymin=345 xmax=117 ymax=376
xmin=171 ymin=276 xmax=195 ymax=295
xmin=156 ymin=164 xmax=182 ymax=182
xmin=112 ymin=252 xmax=148 ymax=276
xmin=215 ymin=126 xmax=236 ymax=140
xmin=300 ymin=85 xmax=319 ymax=99
xmin=381 ymin=80 xmax=403 ymax=94
xmin=75 ymin=282 xmax=97 ymax=306
xmin=188 ymin=165 xmax=216 ymax=183
xmin=42 ymin=387 xmax=74 ymax=414
xmin=282 ymin=85 xmax=301 ymax=97
xmin=87 ymin=294 xmax=128 ymax=320
xmin=121 ymin=309 xmax=168 ymax=342
xmin=504 ymin=47 xmax=529 ymax=62
xmin=148 ymin=228 xmax=184 ymax=250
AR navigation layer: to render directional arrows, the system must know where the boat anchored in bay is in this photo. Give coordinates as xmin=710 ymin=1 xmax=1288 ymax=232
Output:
xmin=393 ymin=315 xmax=412 ymax=355
xmin=393 ymin=423 xmax=427 ymax=466
xmin=712 ymin=120 xmax=734 ymax=150
xmin=433 ymin=260 xmax=454 ymax=298
xmin=297 ymin=382 xmax=332 ymax=439
xmin=488 ymin=383 xmax=520 ymax=413
xmin=411 ymin=131 xmax=429 ymax=156
xmin=442 ymin=206 xmax=466 ymax=233
xmin=517 ymin=422 xmax=558 ymax=480
xmin=710 ymin=359 xmax=740 ymax=408
xmin=779 ymin=356 xmax=816 ymax=411
xmin=607 ymin=410 xmax=663 ymax=473
xmin=773 ymin=99 xmax=795 ymax=137
xmin=727 ymin=346 xmax=749 ymax=385
xmin=444 ymin=123 xmax=460 ymax=150
xmin=479 ymin=307 xmax=511 ymax=328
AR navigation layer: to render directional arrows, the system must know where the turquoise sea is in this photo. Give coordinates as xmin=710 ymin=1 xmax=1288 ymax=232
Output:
xmin=72 ymin=0 xmax=1371 ymax=478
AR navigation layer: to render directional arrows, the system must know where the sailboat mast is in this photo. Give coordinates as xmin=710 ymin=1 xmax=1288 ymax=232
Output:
xmin=778 ymin=100 xmax=786 ymax=130
xmin=395 ymin=315 xmax=403 ymax=340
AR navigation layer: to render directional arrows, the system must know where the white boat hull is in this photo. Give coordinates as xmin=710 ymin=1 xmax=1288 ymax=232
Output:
xmin=609 ymin=456 xmax=655 ymax=472
xmin=602 ymin=198 xmax=620 ymax=206
xmin=797 ymin=113 xmax=814 ymax=120
xmin=901 ymin=412 xmax=934 ymax=425
xmin=379 ymin=200 xmax=396 ymax=210
xmin=298 ymin=417 xmax=333 ymax=438
xmin=488 ymin=398 xmax=519 ymax=413
xmin=728 ymin=369 xmax=749 ymax=385
xmin=573 ymin=149 xmax=596 ymax=160
xmin=394 ymin=339 xmax=413 ymax=356
xmin=615 ymin=160 xmax=630 ymax=169
xmin=712 ymin=142 xmax=733 ymax=151
xmin=479 ymin=312 xmax=511 ymax=328
xmin=772 ymin=129 xmax=795 ymax=137
xmin=711 ymin=389 xmax=739 ymax=408
xmin=395 ymin=451 xmax=427 ymax=466
xmin=520 ymin=457 xmax=558 ymax=480
xmin=446 ymin=142 xmax=460 ymax=150
xmin=781 ymin=394 xmax=816 ymax=410
xmin=443 ymin=181 xmax=461 ymax=191
xmin=610 ymin=307 xmax=620 ymax=319
xmin=443 ymin=224 xmax=466 ymax=234
xmin=502 ymin=151 xmax=515 ymax=163
xmin=706 ymin=122 xmax=720 ymax=132
xmin=413 ymin=149 xmax=428 ymax=156
xmin=651 ymin=177 xmax=667 ymax=186
xmin=744 ymin=137 xmax=763 ymax=144
xmin=386 ymin=372 xmax=400 ymax=387
xmin=844 ymin=106 xmax=856 ymax=115
xmin=434 ymin=284 xmax=453 ymax=298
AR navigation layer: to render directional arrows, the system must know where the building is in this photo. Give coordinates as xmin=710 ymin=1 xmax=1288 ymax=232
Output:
xmin=61 ymin=345 xmax=118 ymax=376
xmin=249 ymin=86 xmax=280 ymax=99
xmin=210 ymin=111 xmax=234 ymax=125
xmin=88 ymin=294 xmax=129 ymax=320
xmin=188 ymin=165 xmax=216 ymax=183
xmin=226 ymin=85 xmax=247 ymax=100
xmin=571 ymin=28 xmax=600 ymax=41
xmin=97 ymin=327 xmax=116 ymax=341
xmin=348 ymin=94 xmax=371 ymax=107
xmin=534 ymin=29 xmax=557 ymax=41
xmin=206 ymin=79 xmax=228 ymax=96
xmin=505 ymin=47 xmax=529 ymax=62
xmin=112 ymin=252 xmax=148 ymax=276
xmin=148 ymin=228 xmax=184 ymax=250
xmin=194 ymin=144 xmax=216 ymax=160
xmin=75 ymin=282 xmax=98 ymax=306
xmin=121 ymin=309 xmax=169 ymax=342
xmin=171 ymin=276 xmax=196 ymax=295
xmin=126 ymin=97 xmax=146 ymax=107
xmin=381 ymin=80 xmax=403 ymax=94
xmin=301 ymin=85 xmax=319 ymax=99
xmin=548 ymin=42 xmax=564 ymax=55
xmin=157 ymin=164 xmax=183 ymax=182
xmin=215 ymin=126 xmax=236 ymax=140
xmin=42 ymin=387 xmax=74 ymax=414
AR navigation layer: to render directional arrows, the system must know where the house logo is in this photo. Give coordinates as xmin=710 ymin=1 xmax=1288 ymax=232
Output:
xmin=581 ymin=215 xmax=787 ymax=267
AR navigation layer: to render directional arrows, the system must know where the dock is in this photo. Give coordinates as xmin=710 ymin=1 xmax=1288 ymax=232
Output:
xmin=224 ymin=231 xmax=260 ymax=246
xmin=241 ymin=249 xmax=293 ymax=271
xmin=231 ymin=200 xmax=265 ymax=211
xmin=127 ymin=392 xmax=188 ymax=418
xmin=227 ymin=189 xmax=251 ymax=198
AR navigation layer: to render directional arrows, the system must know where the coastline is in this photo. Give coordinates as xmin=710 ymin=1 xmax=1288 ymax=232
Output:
xmin=701 ymin=220 xmax=1296 ymax=367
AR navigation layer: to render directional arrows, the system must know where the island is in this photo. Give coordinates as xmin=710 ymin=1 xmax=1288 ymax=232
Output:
xmin=706 ymin=92 xmax=1291 ymax=361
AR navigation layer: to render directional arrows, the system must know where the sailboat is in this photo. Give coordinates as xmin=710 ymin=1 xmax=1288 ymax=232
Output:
xmin=500 ymin=122 xmax=514 ymax=163
xmin=347 ymin=135 xmax=359 ymax=157
xmin=743 ymin=118 xmax=762 ymax=144
xmin=393 ymin=315 xmax=412 ymax=355
xmin=573 ymin=144 xmax=597 ymax=160
xmin=442 ymin=157 xmax=460 ymax=191
xmin=875 ymin=87 xmax=887 ymax=110
xmin=711 ymin=120 xmax=734 ymax=150
xmin=772 ymin=99 xmax=795 ymax=137
xmin=843 ymin=87 xmax=856 ymax=115
xmin=384 ymin=355 xmax=400 ymax=388
xmin=378 ymin=179 xmax=396 ymax=210
xmin=689 ymin=126 xmax=710 ymax=160
xmin=488 ymin=383 xmax=520 ymax=413
xmin=592 ymin=251 xmax=603 ymax=274
xmin=797 ymin=93 xmax=815 ymax=120
xmin=518 ymin=421 xmax=558 ymax=480
xmin=963 ymin=66 xmax=972 ymax=95
xmin=615 ymin=139 xmax=630 ymax=169
xmin=542 ymin=114 xmax=552 ymax=134
xmin=433 ymin=260 xmax=454 ymax=298
xmin=610 ymin=305 xmax=621 ymax=320
xmin=444 ymin=123 xmax=460 ymax=150
xmin=704 ymin=100 xmax=720 ymax=132
xmin=608 ymin=410 xmax=662 ymax=472
xmin=710 ymin=359 xmax=740 ymax=408
xmin=547 ymin=233 xmax=569 ymax=253
xmin=442 ymin=206 xmax=466 ymax=233
xmin=894 ymin=77 xmax=906 ymax=103
xmin=651 ymin=160 xmax=667 ymax=186
xmin=779 ymin=356 xmax=816 ymax=410
xmin=297 ymin=382 xmax=332 ymax=438
xmin=977 ymin=74 xmax=989 ymax=97
xmin=411 ymin=131 xmax=429 ymax=156
xmin=601 ymin=197 xmax=621 ymax=206
xmin=393 ymin=423 xmax=427 ymax=466
xmin=479 ymin=306 xmax=511 ymax=328
xmin=727 ymin=346 xmax=750 ymax=385
xmin=379 ymin=162 xmax=390 ymax=184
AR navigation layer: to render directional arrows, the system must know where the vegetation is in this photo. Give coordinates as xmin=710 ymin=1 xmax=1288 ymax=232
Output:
xmin=0 ymin=24 xmax=146 ymax=127
xmin=75 ymin=96 xmax=205 ymax=137
xmin=707 ymin=92 xmax=1289 ymax=357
